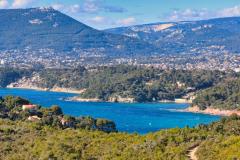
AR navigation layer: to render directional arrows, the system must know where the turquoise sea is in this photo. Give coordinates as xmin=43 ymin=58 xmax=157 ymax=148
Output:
xmin=0 ymin=88 xmax=220 ymax=134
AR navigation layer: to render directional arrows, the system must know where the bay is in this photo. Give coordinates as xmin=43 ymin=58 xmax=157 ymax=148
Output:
xmin=0 ymin=88 xmax=220 ymax=134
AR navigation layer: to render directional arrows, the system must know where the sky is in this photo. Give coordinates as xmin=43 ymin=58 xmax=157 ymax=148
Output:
xmin=1 ymin=0 xmax=240 ymax=29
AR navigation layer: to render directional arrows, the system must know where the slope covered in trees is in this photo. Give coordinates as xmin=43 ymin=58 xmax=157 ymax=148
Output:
xmin=193 ymin=78 xmax=240 ymax=110
xmin=24 ymin=66 xmax=236 ymax=102
xmin=0 ymin=68 xmax=32 ymax=87
xmin=2 ymin=65 xmax=240 ymax=108
xmin=0 ymin=108 xmax=240 ymax=159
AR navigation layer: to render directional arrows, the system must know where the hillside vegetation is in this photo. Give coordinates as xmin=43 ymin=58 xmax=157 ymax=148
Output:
xmin=0 ymin=109 xmax=240 ymax=159
xmin=0 ymin=68 xmax=32 ymax=87
xmin=193 ymin=78 xmax=240 ymax=110
xmin=2 ymin=66 xmax=240 ymax=110
xmin=3 ymin=66 xmax=236 ymax=102
xmin=0 ymin=96 xmax=116 ymax=133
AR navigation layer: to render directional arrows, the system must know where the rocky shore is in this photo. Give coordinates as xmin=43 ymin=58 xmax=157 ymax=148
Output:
xmin=159 ymin=98 xmax=192 ymax=104
xmin=67 ymin=96 xmax=136 ymax=103
xmin=185 ymin=106 xmax=240 ymax=116
xmin=7 ymin=85 xmax=86 ymax=94
xmin=66 ymin=96 xmax=102 ymax=102
xmin=6 ymin=73 xmax=86 ymax=94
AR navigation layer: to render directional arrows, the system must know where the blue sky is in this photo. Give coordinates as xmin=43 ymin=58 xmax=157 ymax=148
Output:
xmin=1 ymin=0 xmax=240 ymax=29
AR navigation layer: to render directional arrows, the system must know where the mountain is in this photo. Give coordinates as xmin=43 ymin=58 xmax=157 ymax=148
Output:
xmin=1 ymin=8 xmax=240 ymax=68
xmin=105 ymin=17 xmax=240 ymax=54
xmin=0 ymin=7 xmax=156 ymax=58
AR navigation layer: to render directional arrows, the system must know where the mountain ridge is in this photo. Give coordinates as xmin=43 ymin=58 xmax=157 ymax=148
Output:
xmin=105 ymin=16 xmax=240 ymax=54
xmin=1 ymin=8 xmax=240 ymax=69
xmin=0 ymin=7 xmax=156 ymax=57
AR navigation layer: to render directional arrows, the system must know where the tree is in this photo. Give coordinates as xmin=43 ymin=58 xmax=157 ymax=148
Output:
xmin=50 ymin=105 xmax=63 ymax=115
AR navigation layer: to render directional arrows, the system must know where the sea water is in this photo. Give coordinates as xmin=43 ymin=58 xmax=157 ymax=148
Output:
xmin=0 ymin=88 xmax=220 ymax=134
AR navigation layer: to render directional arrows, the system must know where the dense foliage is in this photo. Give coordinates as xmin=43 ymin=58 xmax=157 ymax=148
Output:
xmin=0 ymin=112 xmax=240 ymax=159
xmin=36 ymin=66 xmax=236 ymax=102
xmin=0 ymin=96 xmax=116 ymax=133
xmin=2 ymin=65 xmax=240 ymax=107
xmin=193 ymin=78 xmax=240 ymax=110
xmin=0 ymin=68 xmax=32 ymax=87
xmin=197 ymin=115 xmax=240 ymax=160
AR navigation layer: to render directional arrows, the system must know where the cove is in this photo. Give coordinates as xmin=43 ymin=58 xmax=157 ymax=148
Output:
xmin=0 ymin=88 xmax=220 ymax=134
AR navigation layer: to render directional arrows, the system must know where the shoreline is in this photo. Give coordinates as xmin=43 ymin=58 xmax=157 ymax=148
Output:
xmin=4 ymin=87 xmax=239 ymax=117
xmin=6 ymin=86 xmax=86 ymax=94
xmin=159 ymin=99 xmax=192 ymax=104
xmin=4 ymin=87 xmax=192 ymax=104
xmin=66 ymin=96 xmax=102 ymax=102
xmin=184 ymin=106 xmax=240 ymax=116
xmin=68 ymin=96 xmax=193 ymax=104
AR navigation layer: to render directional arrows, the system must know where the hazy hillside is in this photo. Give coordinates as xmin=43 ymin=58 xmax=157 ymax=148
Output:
xmin=0 ymin=7 xmax=156 ymax=57
xmin=105 ymin=17 xmax=240 ymax=54
xmin=1 ymin=8 xmax=240 ymax=68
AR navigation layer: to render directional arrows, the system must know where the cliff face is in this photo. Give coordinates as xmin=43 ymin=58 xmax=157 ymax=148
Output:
xmin=7 ymin=72 xmax=48 ymax=91
xmin=108 ymin=96 xmax=135 ymax=103
xmin=6 ymin=73 xmax=86 ymax=94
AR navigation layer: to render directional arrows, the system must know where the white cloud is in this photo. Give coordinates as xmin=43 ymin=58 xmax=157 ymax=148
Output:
xmin=68 ymin=4 xmax=81 ymax=13
xmin=52 ymin=2 xmax=93 ymax=14
xmin=52 ymin=3 xmax=81 ymax=14
xmin=84 ymin=16 xmax=137 ymax=29
xmin=117 ymin=17 xmax=136 ymax=26
xmin=167 ymin=8 xmax=212 ymax=21
xmin=90 ymin=16 xmax=105 ymax=23
xmin=12 ymin=0 xmax=34 ymax=8
xmin=167 ymin=5 xmax=240 ymax=22
xmin=51 ymin=3 xmax=64 ymax=11
xmin=52 ymin=0 xmax=126 ymax=15
xmin=82 ymin=0 xmax=99 ymax=13
xmin=0 ymin=0 xmax=9 ymax=9
xmin=219 ymin=5 xmax=240 ymax=17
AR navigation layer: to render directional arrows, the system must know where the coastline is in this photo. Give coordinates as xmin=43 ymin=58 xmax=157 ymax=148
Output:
xmin=4 ymin=87 xmax=193 ymax=104
xmin=69 ymin=96 xmax=193 ymax=104
xmin=159 ymin=98 xmax=192 ymax=104
xmin=6 ymin=86 xmax=86 ymax=94
xmin=66 ymin=96 xmax=102 ymax=102
xmin=185 ymin=106 xmax=240 ymax=116
xmin=4 ymin=87 xmax=239 ymax=116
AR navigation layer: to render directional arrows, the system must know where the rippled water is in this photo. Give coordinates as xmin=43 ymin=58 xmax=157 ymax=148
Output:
xmin=0 ymin=88 xmax=220 ymax=134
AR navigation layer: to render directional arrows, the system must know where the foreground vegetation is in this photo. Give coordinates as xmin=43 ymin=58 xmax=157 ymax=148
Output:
xmin=0 ymin=96 xmax=116 ymax=133
xmin=0 ymin=93 xmax=239 ymax=159
xmin=1 ymin=108 xmax=240 ymax=159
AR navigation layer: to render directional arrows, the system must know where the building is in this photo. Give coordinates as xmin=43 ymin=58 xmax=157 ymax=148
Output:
xmin=22 ymin=104 xmax=38 ymax=111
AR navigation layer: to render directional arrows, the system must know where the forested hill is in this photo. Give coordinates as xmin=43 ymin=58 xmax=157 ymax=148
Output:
xmin=2 ymin=66 xmax=240 ymax=110
xmin=193 ymin=78 xmax=240 ymax=110
xmin=1 ymin=66 xmax=237 ymax=103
